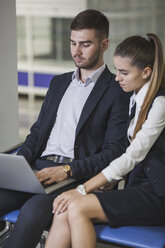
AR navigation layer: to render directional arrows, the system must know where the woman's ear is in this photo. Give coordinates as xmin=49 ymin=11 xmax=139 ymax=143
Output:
xmin=143 ymin=67 xmax=152 ymax=80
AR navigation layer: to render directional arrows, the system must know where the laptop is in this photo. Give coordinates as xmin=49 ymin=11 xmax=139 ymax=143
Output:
xmin=0 ymin=153 xmax=76 ymax=194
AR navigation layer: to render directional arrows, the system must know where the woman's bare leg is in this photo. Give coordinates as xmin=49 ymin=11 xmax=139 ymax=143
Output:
xmin=67 ymin=194 xmax=108 ymax=248
xmin=45 ymin=211 xmax=71 ymax=248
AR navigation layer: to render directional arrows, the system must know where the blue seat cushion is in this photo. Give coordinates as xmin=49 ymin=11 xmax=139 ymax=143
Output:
xmin=1 ymin=211 xmax=165 ymax=248
xmin=1 ymin=210 xmax=20 ymax=223
xmin=95 ymin=224 xmax=165 ymax=248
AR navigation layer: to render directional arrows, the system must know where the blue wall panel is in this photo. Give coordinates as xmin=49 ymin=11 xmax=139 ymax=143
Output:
xmin=34 ymin=73 xmax=55 ymax=88
xmin=18 ymin=72 xmax=28 ymax=86
xmin=18 ymin=72 xmax=56 ymax=88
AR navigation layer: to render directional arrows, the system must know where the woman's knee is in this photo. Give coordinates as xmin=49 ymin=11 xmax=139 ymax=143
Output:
xmin=53 ymin=211 xmax=68 ymax=225
xmin=67 ymin=194 xmax=107 ymax=223
xmin=67 ymin=198 xmax=86 ymax=222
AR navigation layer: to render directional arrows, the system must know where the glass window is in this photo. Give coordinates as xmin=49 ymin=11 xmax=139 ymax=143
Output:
xmin=16 ymin=0 xmax=165 ymax=76
xmin=17 ymin=16 xmax=27 ymax=62
xmin=32 ymin=17 xmax=72 ymax=65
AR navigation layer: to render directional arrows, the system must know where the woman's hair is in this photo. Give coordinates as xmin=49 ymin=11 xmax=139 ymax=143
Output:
xmin=114 ymin=33 xmax=165 ymax=140
xmin=71 ymin=9 xmax=109 ymax=40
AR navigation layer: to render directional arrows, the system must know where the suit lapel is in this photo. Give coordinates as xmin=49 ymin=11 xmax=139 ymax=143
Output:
xmin=49 ymin=76 xmax=72 ymax=120
xmin=38 ymin=73 xmax=73 ymax=152
xmin=76 ymin=67 xmax=112 ymax=137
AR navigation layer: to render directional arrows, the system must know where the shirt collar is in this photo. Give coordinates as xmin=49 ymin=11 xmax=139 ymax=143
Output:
xmin=130 ymin=81 xmax=150 ymax=110
xmin=72 ymin=64 xmax=106 ymax=86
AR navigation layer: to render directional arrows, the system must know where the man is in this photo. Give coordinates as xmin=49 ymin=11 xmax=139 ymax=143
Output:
xmin=0 ymin=9 xmax=130 ymax=248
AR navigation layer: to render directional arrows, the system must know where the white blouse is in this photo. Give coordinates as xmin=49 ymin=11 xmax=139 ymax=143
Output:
xmin=102 ymin=83 xmax=165 ymax=182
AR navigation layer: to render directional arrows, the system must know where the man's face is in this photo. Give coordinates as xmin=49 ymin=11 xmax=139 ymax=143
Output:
xmin=70 ymin=29 xmax=106 ymax=70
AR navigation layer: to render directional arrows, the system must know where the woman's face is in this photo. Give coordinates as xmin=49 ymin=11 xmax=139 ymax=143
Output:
xmin=114 ymin=55 xmax=148 ymax=93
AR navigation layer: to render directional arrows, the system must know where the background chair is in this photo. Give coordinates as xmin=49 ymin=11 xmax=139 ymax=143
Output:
xmin=0 ymin=210 xmax=20 ymax=247
xmin=0 ymin=143 xmax=23 ymax=247
xmin=95 ymin=224 xmax=165 ymax=248
xmin=1 ymin=210 xmax=165 ymax=248
xmin=0 ymin=209 xmax=46 ymax=248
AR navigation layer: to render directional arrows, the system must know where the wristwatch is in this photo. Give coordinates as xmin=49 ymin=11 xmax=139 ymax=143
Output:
xmin=76 ymin=184 xmax=86 ymax=195
xmin=63 ymin=164 xmax=71 ymax=178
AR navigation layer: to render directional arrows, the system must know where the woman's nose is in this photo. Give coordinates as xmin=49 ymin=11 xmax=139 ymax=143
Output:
xmin=115 ymin=73 xmax=122 ymax=82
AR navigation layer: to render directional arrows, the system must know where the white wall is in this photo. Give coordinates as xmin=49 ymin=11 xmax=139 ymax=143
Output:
xmin=0 ymin=0 xmax=19 ymax=152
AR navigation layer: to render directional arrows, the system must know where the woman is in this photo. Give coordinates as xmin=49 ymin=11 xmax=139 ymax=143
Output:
xmin=45 ymin=33 xmax=165 ymax=248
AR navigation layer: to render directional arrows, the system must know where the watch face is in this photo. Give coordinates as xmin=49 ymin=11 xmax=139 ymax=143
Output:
xmin=78 ymin=185 xmax=84 ymax=191
xmin=77 ymin=184 xmax=86 ymax=195
xmin=64 ymin=165 xmax=70 ymax=172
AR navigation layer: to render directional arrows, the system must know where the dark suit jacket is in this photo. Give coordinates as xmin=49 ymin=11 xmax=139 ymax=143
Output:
xmin=18 ymin=66 xmax=130 ymax=180
xmin=127 ymin=89 xmax=165 ymax=197
xmin=142 ymin=89 xmax=165 ymax=197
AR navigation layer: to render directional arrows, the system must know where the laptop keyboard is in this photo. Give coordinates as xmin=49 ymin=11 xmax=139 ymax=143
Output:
xmin=41 ymin=181 xmax=57 ymax=189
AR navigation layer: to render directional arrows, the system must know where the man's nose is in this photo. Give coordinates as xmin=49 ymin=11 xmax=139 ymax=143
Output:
xmin=75 ymin=45 xmax=82 ymax=55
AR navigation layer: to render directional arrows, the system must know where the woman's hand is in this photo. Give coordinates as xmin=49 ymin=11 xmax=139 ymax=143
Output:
xmin=52 ymin=172 xmax=111 ymax=215
xmin=53 ymin=189 xmax=81 ymax=215
xmin=99 ymin=181 xmax=116 ymax=191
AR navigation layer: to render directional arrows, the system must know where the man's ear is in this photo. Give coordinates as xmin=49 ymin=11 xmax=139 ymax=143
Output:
xmin=102 ymin=39 xmax=109 ymax=52
xmin=142 ymin=67 xmax=152 ymax=80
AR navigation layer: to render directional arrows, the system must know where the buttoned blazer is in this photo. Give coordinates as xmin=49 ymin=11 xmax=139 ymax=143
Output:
xmin=141 ymin=89 xmax=165 ymax=196
xmin=18 ymin=66 xmax=130 ymax=180
xmin=126 ymin=89 xmax=165 ymax=197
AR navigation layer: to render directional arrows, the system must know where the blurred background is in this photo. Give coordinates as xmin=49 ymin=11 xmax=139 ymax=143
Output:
xmin=14 ymin=0 xmax=165 ymax=142
xmin=0 ymin=1 xmax=164 ymax=246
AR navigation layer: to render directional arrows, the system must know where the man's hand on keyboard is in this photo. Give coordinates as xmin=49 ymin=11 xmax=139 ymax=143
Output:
xmin=35 ymin=166 xmax=67 ymax=184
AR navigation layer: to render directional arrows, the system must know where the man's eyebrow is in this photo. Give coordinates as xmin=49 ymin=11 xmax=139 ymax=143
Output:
xmin=70 ymin=39 xmax=92 ymax=44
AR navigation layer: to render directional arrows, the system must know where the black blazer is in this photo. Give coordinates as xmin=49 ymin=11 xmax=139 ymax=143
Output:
xmin=18 ymin=66 xmax=130 ymax=180
xmin=143 ymin=89 xmax=165 ymax=197
xmin=127 ymin=89 xmax=165 ymax=197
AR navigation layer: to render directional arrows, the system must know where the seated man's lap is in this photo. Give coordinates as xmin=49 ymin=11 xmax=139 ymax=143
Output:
xmin=0 ymin=181 xmax=78 ymax=224
xmin=0 ymin=189 xmax=32 ymax=216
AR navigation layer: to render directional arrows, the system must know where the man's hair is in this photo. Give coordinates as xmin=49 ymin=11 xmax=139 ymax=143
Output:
xmin=71 ymin=9 xmax=109 ymax=39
